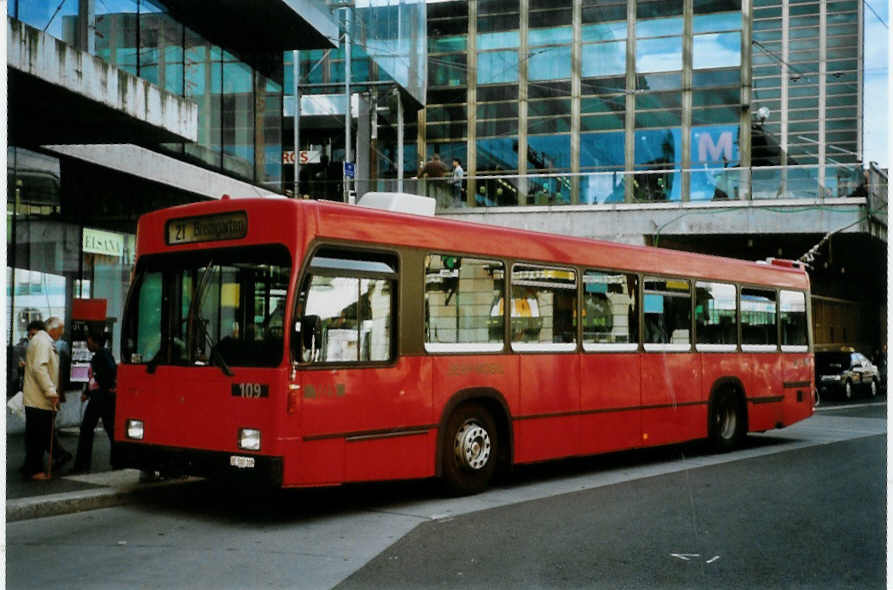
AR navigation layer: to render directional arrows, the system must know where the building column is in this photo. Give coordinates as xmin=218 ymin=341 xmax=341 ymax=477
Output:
xmin=570 ymin=0 xmax=582 ymax=204
xmin=467 ymin=0 xmax=478 ymax=206
xmin=780 ymin=0 xmax=790 ymax=195
xmin=518 ymin=0 xmax=530 ymax=205
xmin=624 ymin=0 xmax=637 ymax=203
xmin=740 ymin=0 xmax=753 ymax=199
xmin=818 ymin=0 xmax=827 ymax=193
xmin=681 ymin=0 xmax=693 ymax=202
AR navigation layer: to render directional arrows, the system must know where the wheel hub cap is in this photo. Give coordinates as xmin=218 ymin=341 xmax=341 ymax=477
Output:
xmin=454 ymin=422 xmax=491 ymax=470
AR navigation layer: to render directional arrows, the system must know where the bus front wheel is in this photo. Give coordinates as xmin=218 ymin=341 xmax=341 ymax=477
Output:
xmin=709 ymin=390 xmax=745 ymax=453
xmin=442 ymin=403 xmax=498 ymax=495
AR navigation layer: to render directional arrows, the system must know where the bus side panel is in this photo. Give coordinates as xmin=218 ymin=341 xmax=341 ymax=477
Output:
xmin=640 ymin=353 xmax=704 ymax=447
xmin=744 ymin=353 xmax=784 ymax=432
xmin=700 ymin=351 xmax=749 ymax=425
xmin=432 ymin=354 xmax=519 ymax=453
xmin=579 ymin=353 xmax=642 ymax=455
xmin=782 ymin=352 xmax=814 ymax=426
xmin=296 ymin=356 xmax=433 ymax=485
xmin=515 ymin=354 xmax=581 ymax=463
xmin=344 ymin=431 xmax=438 ymax=482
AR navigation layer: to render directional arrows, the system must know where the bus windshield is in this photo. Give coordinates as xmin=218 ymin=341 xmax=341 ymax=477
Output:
xmin=123 ymin=245 xmax=291 ymax=369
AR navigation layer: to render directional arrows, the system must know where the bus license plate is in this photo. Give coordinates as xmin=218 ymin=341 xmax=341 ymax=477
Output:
xmin=230 ymin=455 xmax=255 ymax=469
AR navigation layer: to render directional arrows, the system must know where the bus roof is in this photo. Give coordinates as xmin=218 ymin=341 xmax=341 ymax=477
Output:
xmin=136 ymin=197 xmax=810 ymax=290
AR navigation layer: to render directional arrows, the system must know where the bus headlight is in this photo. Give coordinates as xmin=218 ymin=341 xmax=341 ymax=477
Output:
xmin=238 ymin=428 xmax=261 ymax=451
xmin=126 ymin=419 xmax=145 ymax=440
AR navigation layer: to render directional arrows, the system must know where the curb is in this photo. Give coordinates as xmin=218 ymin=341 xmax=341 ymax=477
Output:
xmin=7 ymin=487 xmax=135 ymax=522
xmin=6 ymin=471 xmax=199 ymax=522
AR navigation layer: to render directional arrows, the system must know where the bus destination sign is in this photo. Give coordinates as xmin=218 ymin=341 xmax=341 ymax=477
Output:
xmin=166 ymin=211 xmax=248 ymax=245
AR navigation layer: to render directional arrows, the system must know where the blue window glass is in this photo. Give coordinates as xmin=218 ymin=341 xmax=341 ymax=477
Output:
xmin=636 ymin=129 xmax=681 ymax=166
xmin=637 ymin=17 xmax=683 ymax=37
xmin=693 ymin=32 xmax=741 ymax=69
xmin=693 ymin=12 xmax=742 ymax=33
xmin=478 ymin=51 xmax=519 ymax=84
xmin=636 ymin=73 xmax=683 ymax=90
xmin=581 ymin=171 xmax=627 ymax=204
xmin=18 ymin=0 xmax=79 ymax=44
xmin=690 ymin=125 xmax=741 ymax=200
xmin=429 ymin=54 xmax=467 ymax=87
xmin=428 ymin=143 xmax=468 ymax=167
xmin=430 ymin=35 xmax=467 ymax=53
xmin=634 ymin=129 xmax=682 ymax=201
xmin=580 ymin=132 xmax=625 ymax=168
xmin=95 ymin=1 xmax=140 ymax=74
xmin=529 ymin=46 xmax=572 ymax=81
xmin=477 ymin=137 xmax=519 ymax=171
xmin=582 ymin=41 xmax=626 ymax=77
xmin=529 ymin=27 xmax=573 ymax=46
xmin=528 ymin=177 xmax=572 ymax=205
xmin=582 ymin=22 xmax=628 ymax=42
xmin=636 ymin=38 xmax=682 ymax=72
xmin=478 ymin=30 xmax=520 ymax=50
xmin=527 ymin=134 xmax=571 ymax=170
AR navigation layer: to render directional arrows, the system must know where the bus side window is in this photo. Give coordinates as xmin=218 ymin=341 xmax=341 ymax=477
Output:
xmin=643 ymin=277 xmax=691 ymax=350
xmin=296 ymin=251 xmax=397 ymax=364
xmin=582 ymin=270 xmax=638 ymax=351
xmin=780 ymin=290 xmax=808 ymax=350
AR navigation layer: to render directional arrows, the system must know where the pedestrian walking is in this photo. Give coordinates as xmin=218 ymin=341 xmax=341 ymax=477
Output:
xmin=450 ymin=158 xmax=465 ymax=206
xmin=73 ymin=331 xmax=118 ymax=473
xmin=21 ymin=317 xmax=72 ymax=480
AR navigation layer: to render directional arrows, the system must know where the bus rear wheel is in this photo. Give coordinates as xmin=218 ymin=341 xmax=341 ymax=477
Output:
xmin=442 ymin=403 xmax=498 ymax=495
xmin=709 ymin=390 xmax=745 ymax=453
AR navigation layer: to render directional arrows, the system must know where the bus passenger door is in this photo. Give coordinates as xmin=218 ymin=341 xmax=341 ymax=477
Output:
xmin=579 ymin=352 xmax=641 ymax=454
xmin=640 ymin=352 xmax=702 ymax=445
xmin=289 ymin=250 xmax=433 ymax=486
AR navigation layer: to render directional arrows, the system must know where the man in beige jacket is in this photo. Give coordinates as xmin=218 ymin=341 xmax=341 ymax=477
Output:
xmin=22 ymin=317 xmax=71 ymax=479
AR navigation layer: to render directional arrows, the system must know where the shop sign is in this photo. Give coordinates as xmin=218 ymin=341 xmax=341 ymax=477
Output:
xmin=83 ymin=228 xmax=124 ymax=258
xmin=283 ymin=150 xmax=321 ymax=164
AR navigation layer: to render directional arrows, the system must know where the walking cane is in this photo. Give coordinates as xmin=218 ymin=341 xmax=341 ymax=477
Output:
xmin=47 ymin=407 xmax=56 ymax=478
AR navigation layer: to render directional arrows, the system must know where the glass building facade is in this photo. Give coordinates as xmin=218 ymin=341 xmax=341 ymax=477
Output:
xmin=423 ymin=0 xmax=863 ymax=207
xmin=6 ymin=0 xmax=294 ymax=387
xmin=9 ymin=0 xmax=285 ymax=192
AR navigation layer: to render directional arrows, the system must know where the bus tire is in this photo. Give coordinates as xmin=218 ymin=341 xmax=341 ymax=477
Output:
xmin=442 ymin=403 xmax=498 ymax=495
xmin=709 ymin=389 xmax=745 ymax=453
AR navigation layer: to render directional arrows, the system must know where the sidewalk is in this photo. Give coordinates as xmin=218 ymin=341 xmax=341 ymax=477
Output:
xmin=6 ymin=427 xmax=190 ymax=521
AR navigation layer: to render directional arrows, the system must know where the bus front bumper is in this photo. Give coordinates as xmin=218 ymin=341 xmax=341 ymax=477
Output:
xmin=115 ymin=442 xmax=283 ymax=487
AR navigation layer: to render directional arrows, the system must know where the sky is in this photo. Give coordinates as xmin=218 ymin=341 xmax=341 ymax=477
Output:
xmin=862 ymin=0 xmax=890 ymax=168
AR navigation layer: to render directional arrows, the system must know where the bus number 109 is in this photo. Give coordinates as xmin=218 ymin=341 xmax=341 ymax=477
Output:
xmin=232 ymin=383 xmax=269 ymax=398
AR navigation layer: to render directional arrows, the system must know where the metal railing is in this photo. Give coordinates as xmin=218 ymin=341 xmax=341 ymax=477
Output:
xmin=353 ymin=164 xmax=873 ymax=210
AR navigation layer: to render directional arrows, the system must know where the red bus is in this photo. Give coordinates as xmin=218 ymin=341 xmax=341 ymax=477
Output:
xmin=115 ymin=196 xmax=814 ymax=494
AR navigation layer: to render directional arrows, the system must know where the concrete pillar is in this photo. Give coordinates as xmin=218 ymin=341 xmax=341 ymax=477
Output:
xmin=624 ymin=0 xmax=637 ymax=202
xmin=467 ymin=0 xmax=478 ymax=205
xmin=518 ymin=0 xmax=530 ymax=205
xmin=570 ymin=0 xmax=582 ymax=204
xmin=681 ymin=0 xmax=693 ymax=202
xmin=818 ymin=0 xmax=827 ymax=193
xmin=740 ymin=0 xmax=753 ymax=199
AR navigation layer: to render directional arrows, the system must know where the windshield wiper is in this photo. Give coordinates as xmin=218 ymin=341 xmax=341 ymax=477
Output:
xmin=187 ymin=260 xmax=233 ymax=377
xmin=195 ymin=313 xmax=234 ymax=377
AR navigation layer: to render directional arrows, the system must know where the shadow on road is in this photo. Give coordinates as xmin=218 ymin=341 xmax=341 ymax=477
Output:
xmin=123 ymin=432 xmax=805 ymax=524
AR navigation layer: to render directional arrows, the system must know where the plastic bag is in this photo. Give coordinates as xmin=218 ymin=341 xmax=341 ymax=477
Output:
xmin=7 ymin=391 xmax=25 ymax=419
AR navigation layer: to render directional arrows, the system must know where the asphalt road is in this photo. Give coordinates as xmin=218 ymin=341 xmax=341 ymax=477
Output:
xmin=6 ymin=404 xmax=886 ymax=589
xmin=338 ymin=434 xmax=885 ymax=589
